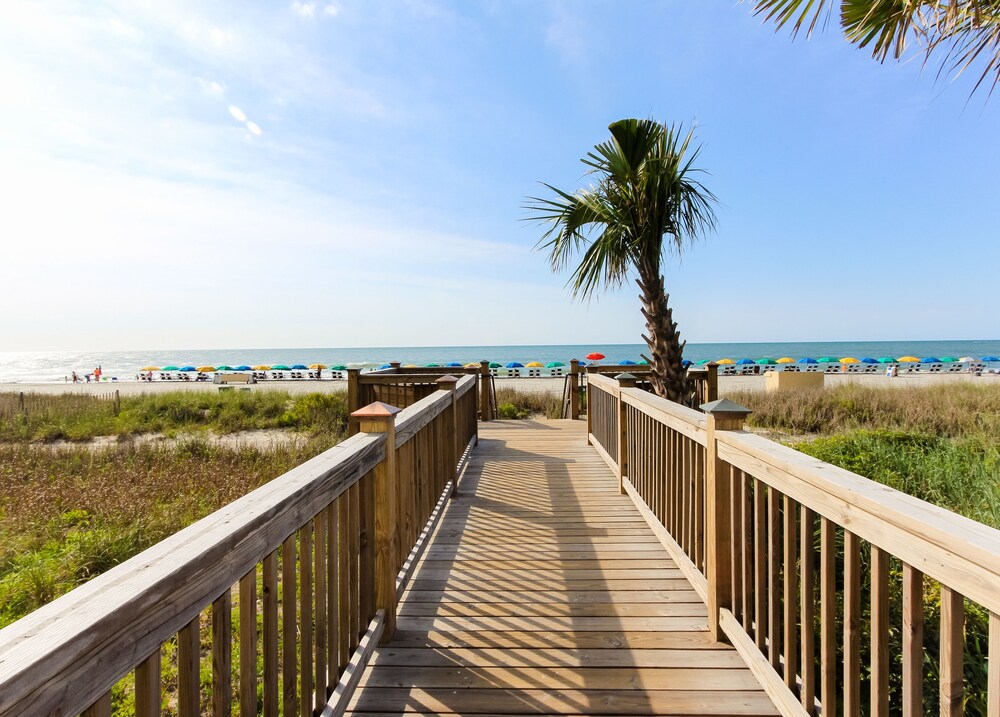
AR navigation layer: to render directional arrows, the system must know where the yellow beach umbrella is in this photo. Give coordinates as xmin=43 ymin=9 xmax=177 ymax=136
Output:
xmin=897 ymin=356 xmax=920 ymax=363
xmin=140 ymin=365 xmax=160 ymax=371
xmin=196 ymin=365 xmax=217 ymax=372
xmin=253 ymin=365 xmax=272 ymax=371
xmin=776 ymin=358 xmax=795 ymax=364
xmin=716 ymin=358 xmax=735 ymax=364
xmin=840 ymin=357 xmax=860 ymax=364
xmin=464 ymin=362 xmax=479 ymax=368
xmin=403 ymin=364 xmax=418 ymax=368
xmin=526 ymin=361 xmax=544 ymax=367
xmin=309 ymin=363 xmax=327 ymax=369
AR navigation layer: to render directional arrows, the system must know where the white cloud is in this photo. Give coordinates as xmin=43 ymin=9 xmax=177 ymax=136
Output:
xmin=228 ymin=105 xmax=247 ymax=122
xmin=323 ymin=3 xmax=340 ymax=16
xmin=246 ymin=121 xmax=262 ymax=136
xmin=292 ymin=1 xmax=316 ymax=18
xmin=209 ymin=27 xmax=234 ymax=46
xmin=108 ymin=17 xmax=143 ymax=41
xmin=197 ymin=77 xmax=225 ymax=96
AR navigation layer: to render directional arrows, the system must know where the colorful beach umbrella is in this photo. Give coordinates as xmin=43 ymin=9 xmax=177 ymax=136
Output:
xmin=526 ymin=361 xmax=544 ymax=367
xmin=546 ymin=361 xmax=565 ymax=368
xmin=235 ymin=365 xmax=252 ymax=371
xmin=860 ymin=358 xmax=879 ymax=364
xmin=585 ymin=352 xmax=605 ymax=360
xmin=959 ymin=356 xmax=977 ymax=363
xmin=939 ymin=357 xmax=958 ymax=363
xmin=637 ymin=359 xmax=649 ymax=365
xmin=776 ymin=358 xmax=796 ymax=364
xmin=681 ymin=359 xmax=692 ymax=368
xmin=445 ymin=362 xmax=464 ymax=367
xmin=736 ymin=358 xmax=755 ymax=365
xmin=757 ymin=358 xmax=778 ymax=365
xmin=425 ymin=363 xmax=440 ymax=367
xmin=330 ymin=364 xmax=347 ymax=370
xmin=309 ymin=363 xmax=327 ymax=369
xmin=920 ymin=357 xmax=941 ymax=363
xmin=179 ymin=366 xmax=197 ymax=372
xmin=840 ymin=357 xmax=860 ymax=364
xmin=877 ymin=357 xmax=897 ymax=364
xmin=196 ymin=366 xmax=217 ymax=373
xmin=378 ymin=364 xmax=392 ymax=370
xmin=817 ymin=357 xmax=839 ymax=363
xmin=253 ymin=365 xmax=271 ymax=371
xmin=897 ymin=356 xmax=920 ymax=363
xmin=215 ymin=365 xmax=234 ymax=371
xmin=271 ymin=364 xmax=291 ymax=371
xmin=488 ymin=362 xmax=502 ymax=368
xmin=403 ymin=364 xmax=418 ymax=368
xmin=291 ymin=364 xmax=308 ymax=370
xmin=140 ymin=365 xmax=160 ymax=371
xmin=797 ymin=358 xmax=818 ymax=364
xmin=716 ymin=358 xmax=735 ymax=364
xmin=619 ymin=359 xmax=637 ymax=365
xmin=982 ymin=356 xmax=1000 ymax=362
xmin=161 ymin=366 xmax=179 ymax=371
xmin=505 ymin=362 xmax=524 ymax=368
xmin=465 ymin=363 xmax=480 ymax=368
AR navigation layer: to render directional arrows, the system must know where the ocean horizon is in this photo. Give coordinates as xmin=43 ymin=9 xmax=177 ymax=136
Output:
xmin=2 ymin=340 xmax=1000 ymax=383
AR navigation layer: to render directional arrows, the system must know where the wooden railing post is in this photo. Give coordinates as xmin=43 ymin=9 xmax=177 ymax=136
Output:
xmin=701 ymin=398 xmax=752 ymax=642
xmin=616 ymin=373 xmax=636 ymax=495
xmin=706 ymin=362 xmax=719 ymax=403
xmin=436 ymin=375 xmax=459 ymax=496
xmin=347 ymin=369 xmax=361 ymax=435
xmin=389 ymin=361 xmax=401 ymax=372
xmin=479 ymin=360 xmax=491 ymax=422
xmin=569 ymin=359 xmax=581 ymax=420
xmin=350 ymin=401 xmax=401 ymax=643
xmin=586 ymin=367 xmax=593 ymax=444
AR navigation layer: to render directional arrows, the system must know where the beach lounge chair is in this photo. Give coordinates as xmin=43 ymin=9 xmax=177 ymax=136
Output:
xmin=782 ymin=365 xmax=799 ymax=372
xmin=846 ymin=364 xmax=863 ymax=373
xmin=527 ymin=367 xmax=541 ymax=377
xmin=550 ymin=367 xmax=564 ymax=376
xmin=507 ymin=368 xmax=521 ymax=378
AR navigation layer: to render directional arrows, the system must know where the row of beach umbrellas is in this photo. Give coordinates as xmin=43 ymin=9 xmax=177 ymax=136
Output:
xmin=140 ymin=363 xmax=339 ymax=372
xmin=694 ymin=355 xmax=999 ymax=365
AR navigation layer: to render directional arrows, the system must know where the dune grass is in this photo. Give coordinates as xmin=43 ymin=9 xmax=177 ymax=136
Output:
xmin=0 ymin=389 xmax=349 ymax=442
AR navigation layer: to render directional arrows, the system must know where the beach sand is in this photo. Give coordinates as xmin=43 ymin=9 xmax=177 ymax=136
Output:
xmin=2 ymin=372 xmax=996 ymax=398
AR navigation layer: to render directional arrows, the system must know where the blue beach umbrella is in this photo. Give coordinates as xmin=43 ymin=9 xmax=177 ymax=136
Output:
xmin=179 ymin=366 xmax=196 ymax=372
xmin=860 ymin=358 xmax=879 ymax=364
xmin=234 ymin=365 xmax=252 ymax=371
xmin=445 ymin=362 xmax=463 ymax=367
xmin=920 ymin=357 xmax=941 ymax=363
xmin=737 ymin=358 xmax=755 ymax=365
xmin=505 ymin=362 xmax=524 ymax=368
xmin=291 ymin=364 xmax=308 ymax=370
xmin=619 ymin=359 xmax=637 ymax=365
xmin=681 ymin=359 xmax=692 ymax=368
xmin=797 ymin=358 xmax=818 ymax=364
xmin=982 ymin=356 xmax=1000 ymax=362
xmin=378 ymin=364 xmax=391 ymax=369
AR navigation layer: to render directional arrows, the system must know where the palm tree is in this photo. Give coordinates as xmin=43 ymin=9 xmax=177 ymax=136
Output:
xmin=526 ymin=118 xmax=717 ymax=404
xmin=748 ymin=0 xmax=1000 ymax=94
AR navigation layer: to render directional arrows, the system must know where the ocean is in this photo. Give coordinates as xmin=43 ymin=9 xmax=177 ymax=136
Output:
xmin=2 ymin=341 xmax=1000 ymax=383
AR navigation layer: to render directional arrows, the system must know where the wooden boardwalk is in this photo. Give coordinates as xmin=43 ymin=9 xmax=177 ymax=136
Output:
xmin=348 ymin=419 xmax=777 ymax=716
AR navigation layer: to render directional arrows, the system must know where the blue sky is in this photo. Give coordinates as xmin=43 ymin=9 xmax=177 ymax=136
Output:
xmin=1 ymin=1 xmax=997 ymax=351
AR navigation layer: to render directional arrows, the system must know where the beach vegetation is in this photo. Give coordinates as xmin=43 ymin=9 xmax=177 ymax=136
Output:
xmin=527 ymin=118 xmax=717 ymax=405
xmin=747 ymin=0 xmax=1000 ymax=96
xmin=495 ymin=387 xmax=567 ymax=419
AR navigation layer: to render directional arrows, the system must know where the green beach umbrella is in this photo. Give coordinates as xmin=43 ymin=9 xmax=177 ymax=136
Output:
xmin=696 ymin=359 xmax=712 ymax=365
xmin=637 ymin=359 xmax=649 ymax=365
xmin=817 ymin=357 xmax=839 ymax=363
xmin=756 ymin=358 xmax=778 ymax=365
xmin=545 ymin=361 xmax=565 ymax=368
xmin=877 ymin=357 xmax=897 ymax=363
xmin=939 ymin=356 xmax=958 ymax=362
xmin=330 ymin=364 xmax=347 ymax=370
xmin=161 ymin=365 xmax=179 ymax=371
xmin=425 ymin=363 xmax=440 ymax=367
xmin=215 ymin=365 xmax=234 ymax=371
xmin=488 ymin=362 xmax=502 ymax=368
xmin=271 ymin=364 xmax=291 ymax=371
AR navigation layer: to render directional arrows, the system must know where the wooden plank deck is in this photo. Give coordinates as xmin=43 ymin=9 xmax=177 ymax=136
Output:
xmin=347 ymin=419 xmax=778 ymax=716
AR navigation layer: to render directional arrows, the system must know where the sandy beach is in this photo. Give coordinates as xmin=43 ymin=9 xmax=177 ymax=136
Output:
xmin=2 ymin=372 xmax=996 ymax=398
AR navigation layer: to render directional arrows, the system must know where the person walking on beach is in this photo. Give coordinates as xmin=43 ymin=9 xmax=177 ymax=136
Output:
xmin=71 ymin=370 xmax=78 ymax=383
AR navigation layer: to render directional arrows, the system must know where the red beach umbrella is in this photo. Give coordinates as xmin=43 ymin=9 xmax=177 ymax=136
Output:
xmin=585 ymin=352 xmax=605 ymax=361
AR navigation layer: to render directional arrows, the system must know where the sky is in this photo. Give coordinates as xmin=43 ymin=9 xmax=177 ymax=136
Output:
xmin=1 ymin=0 xmax=997 ymax=352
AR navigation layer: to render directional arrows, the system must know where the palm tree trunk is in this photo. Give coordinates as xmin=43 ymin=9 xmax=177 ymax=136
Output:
xmin=637 ymin=271 xmax=692 ymax=405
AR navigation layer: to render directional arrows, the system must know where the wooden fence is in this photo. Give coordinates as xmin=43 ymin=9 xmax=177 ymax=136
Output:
xmin=567 ymin=364 xmax=717 ymax=419
xmin=0 ymin=390 xmax=121 ymax=419
xmin=0 ymin=374 xmax=478 ymax=717
xmin=586 ymin=372 xmax=1000 ymax=717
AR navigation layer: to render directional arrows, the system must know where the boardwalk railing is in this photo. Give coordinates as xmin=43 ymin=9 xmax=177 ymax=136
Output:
xmin=586 ymin=372 xmax=1000 ymax=717
xmin=0 ymin=374 xmax=477 ymax=717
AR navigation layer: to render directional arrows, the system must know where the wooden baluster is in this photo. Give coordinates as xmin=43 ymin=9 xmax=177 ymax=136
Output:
xmin=300 ymin=521 xmax=313 ymax=717
xmin=844 ymin=531 xmax=861 ymax=716
xmin=783 ymin=496 xmax=798 ymax=692
xmin=263 ymin=550 xmax=279 ymax=717
xmin=730 ymin=468 xmax=743 ymax=624
xmin=695 ymin=443 xmax=705 ymax=571
xmin=754 ymin=479 xmax=766 ymax=651
xmin=240 ymin=569 xmax=257 ymax=717
xmin=742 ymin=473 xmax=752 ymax=634
xmin=940 ymin=586 xmax=965 ymax=717
xmin=338 ymin=494 xmax=351 ymax=668
xmin=800 ymin=507 xmax=816 ymax=714
xmin=349 ymin=482 xmax=361 ymax=646
xmin=871 ymin=547 xmax=890 ymax=717
xmin=81 ymin=692 xmax=112 ymax=717
xmin=327 ymin=502 xmax=339 ymax=689
xmin=178 ymin=615 xmax=200 ymax=717
xmin=570 ymin=358 xmax=580 ymax=420
xmin=212 ymin=590 xmax=233 ymax=717
xmin=768 ymin=486 xmax=780 ymax=669
xmin=820 ymin=518 xmax=837 ymax=717
xmin=136 ymin=648 xmax=161 ymax=717
xmin=702 ymin=398 xmax=751 ymax=642
xmin=346 ymin=368 xmax=361 ymax=435
xmin=435 ymin=376 xmax=459 ymax=495
xmin=616 ymin=373 xmax=635 ymax=495
xmin=315 ymin=508 xmax=328 ymax=709
xmin=282 ymin=534 xmax=297 ymax=716
xmin=988 ymin=611 xmax=999 ymax=717
xmin=902 ymin=564 xmax=924 ymax=717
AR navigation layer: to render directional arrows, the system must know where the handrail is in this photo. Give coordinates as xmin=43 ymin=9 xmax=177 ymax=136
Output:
xmin=0 ymin=382 xmax=472 ymax=717
xmin=586 ymin=374 xmax=1000 ymax=716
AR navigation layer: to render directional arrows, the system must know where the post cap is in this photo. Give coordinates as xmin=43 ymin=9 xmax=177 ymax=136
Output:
xmin=435 ymin=374 xmax=459 ymax=389
xmin=389 ymin=361 xmax=401 ymax=369
xmin=699 ymin=398 xmax=752 ymax=417
xmin=615 ymin=372 xmax=637 ymax=381
xmin=350 ymin=401 xmax=402 ymax=420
